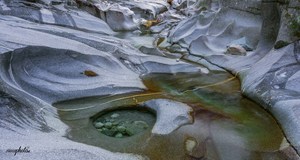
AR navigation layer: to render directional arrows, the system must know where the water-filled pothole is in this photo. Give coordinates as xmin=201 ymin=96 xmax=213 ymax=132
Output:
xmin=92 ymin=109 xmax=155 ymax=138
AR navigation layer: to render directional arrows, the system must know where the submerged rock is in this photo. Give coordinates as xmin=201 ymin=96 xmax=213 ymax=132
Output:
xmin=185 ymin=138 xmax=198 ymax=155
xmin=111 ymin=113 xmax=120 ymax=118
xmin=133 ymin=121 xmax=149 ymax=129
xmin=115 ymin=133 xmax=123 ymax=138
xmin=104 ymin=122 xmax=113 ymax=129
xmin=94 ymin=122 xmax=104 ymax=129
xmin=116 ymin=126 xmax=126 ymax=132
xmin=93 ymin=109 xmax=154 ymax=138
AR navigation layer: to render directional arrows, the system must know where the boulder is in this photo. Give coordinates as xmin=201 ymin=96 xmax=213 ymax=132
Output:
xmin=143 ymin=99 xmax=193 ymax=135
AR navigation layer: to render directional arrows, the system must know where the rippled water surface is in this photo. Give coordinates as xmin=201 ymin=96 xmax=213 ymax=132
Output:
xmin=54 ymin=71 xmax=286 ymax=160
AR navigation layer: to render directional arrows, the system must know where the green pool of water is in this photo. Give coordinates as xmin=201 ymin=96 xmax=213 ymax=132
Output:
xmin=54 ymin=71 xmax=288 ymax=159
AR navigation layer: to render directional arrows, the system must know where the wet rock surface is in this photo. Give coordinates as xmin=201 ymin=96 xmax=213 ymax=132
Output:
xmin=0 ymin=0 xmax=300 ymax=159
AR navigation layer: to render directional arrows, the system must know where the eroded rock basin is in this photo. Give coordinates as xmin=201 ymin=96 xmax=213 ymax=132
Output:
xmin=54 ymin=71 xmax=291 ymax=160
xmin=0 ymin=0 xmax=299 ymax=159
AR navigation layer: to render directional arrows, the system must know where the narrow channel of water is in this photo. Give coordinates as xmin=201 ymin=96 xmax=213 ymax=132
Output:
xmin=54 ymin=71 xmax=286 ymax=160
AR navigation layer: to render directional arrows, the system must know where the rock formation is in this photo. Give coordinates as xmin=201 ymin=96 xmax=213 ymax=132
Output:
xmin=0 ymin=0 xmax=299 ymax=159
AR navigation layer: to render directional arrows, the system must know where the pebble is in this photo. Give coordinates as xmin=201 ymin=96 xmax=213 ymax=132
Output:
xmin=125 ymin=129 xmax=134 ymax=136
xmin=104 ymin=122 xmax=113 ymax=128
xmin=134 ymin=121 xmax=149 ymax=129
xmin=115 ymin=133 xmax=123 ymax=138
xmin=200 ymin=68 xmax=209 ymax=74
xmin=225 ymin=44 xmax=247 ymax=56
xmin=117 ymin=126 xmax=126 ymax=132
xmin=112 ymin=122 xmax=119 ymax=126
xmin=102 ymin=130 xmax=116 ymax=136
xmin=185 ymin=138 xmax=197 ymax=154
xmin=94 ymin=122 xmax=104 ymax=128
xmin=111 ymin=113 xmax=120 ymax=118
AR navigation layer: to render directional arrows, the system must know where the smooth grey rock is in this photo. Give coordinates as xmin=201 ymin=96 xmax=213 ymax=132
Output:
xmin=221 ymin=0 xmax=261 ymax=14
xmin=69 ymin=10 xmax=114 ymax=34
xmin=144 ymin=99 xmax=193 ymax=135
xmin=286 ymin=71 xmax=300 ymax=92
xmin=139 ymin=46 xmax=165 ymax=57
xmin=272 ymin=100 xmax=300 ymax=152
xmin=0 ymin=0 xmax=114 ymax=34
xmin=227 ymin=37 xmax=254 ymax=51
xmin=276 ymin=8 xmax=300 ymax=46
xmin=0 ymin=14 xmax=206 ymax=104
xmin=106 ymin=6 xmax=138 ymax=31
xmin=173 ymin=7 xmax=262 ymax=60
xmin=76 ymin=0 xmax=168 ymax=31
xmin=0 ymin=46 xmax=145 ymax=103
xmin=150 ymin=22 xmax=168 ymax=33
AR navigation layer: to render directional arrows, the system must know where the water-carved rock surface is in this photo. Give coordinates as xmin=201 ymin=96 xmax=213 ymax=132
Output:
xmin=143 ymin=99 xmax=193 ymax=135
xmin=0 ymin=0 xmax=300 ymax=159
